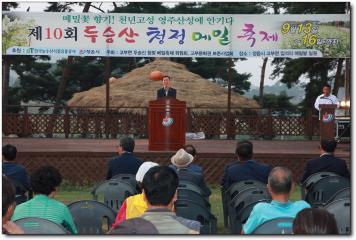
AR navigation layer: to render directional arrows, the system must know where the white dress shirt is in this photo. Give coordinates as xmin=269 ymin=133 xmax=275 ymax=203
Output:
xmin=314 ymin=94 xmax=339 ymax=111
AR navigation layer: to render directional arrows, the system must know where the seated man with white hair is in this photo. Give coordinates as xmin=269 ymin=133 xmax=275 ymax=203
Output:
xmin=171 ymin=149 xmax=211 ymax=197
xmin=242 ymin=167 xmax=310 ymax=234
xmin=111 ymin=161 xmax=159 ymax=228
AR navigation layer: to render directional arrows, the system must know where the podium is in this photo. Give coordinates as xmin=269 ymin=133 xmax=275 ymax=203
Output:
xmin=319 ymin=104 xmax=337 ymax=140
xmin=148 ymin=98 xmax=186 ymax=151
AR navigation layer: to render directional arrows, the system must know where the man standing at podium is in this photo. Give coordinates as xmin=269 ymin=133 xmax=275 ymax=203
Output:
xmin=314 ymin=84 xmax=339 ymax=111
xmin=157 ymin=75 xmax=177 ymax=99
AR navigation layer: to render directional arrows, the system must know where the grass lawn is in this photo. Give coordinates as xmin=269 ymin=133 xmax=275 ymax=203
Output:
xmin=55 ymin=183 xmax=302 ymax=234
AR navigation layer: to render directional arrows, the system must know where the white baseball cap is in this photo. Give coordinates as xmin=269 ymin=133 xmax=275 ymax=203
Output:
xmin=136 ymin=161 xmax=159 ymax=182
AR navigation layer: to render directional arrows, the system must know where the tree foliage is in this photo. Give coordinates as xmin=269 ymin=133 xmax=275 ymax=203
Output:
xmin=253 ymin=91 xmax=296 ymax=109
xmin=2 ymin=2 xmax=19 ymax=11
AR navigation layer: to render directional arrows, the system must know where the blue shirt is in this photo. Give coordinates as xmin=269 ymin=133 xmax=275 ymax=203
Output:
xmin=2 ymin=162 xmax=31 ymax=190
xmin=243 ymin=200 xmax=311 ymax=234
xmin=221 ymin=160 xmax=272 ymax=190
xmin=169 ymin=164 xmax=203 ymax=175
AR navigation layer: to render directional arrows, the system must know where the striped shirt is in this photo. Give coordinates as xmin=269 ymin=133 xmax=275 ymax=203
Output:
xmin=11 ymin=194 xmax=77 ymax=234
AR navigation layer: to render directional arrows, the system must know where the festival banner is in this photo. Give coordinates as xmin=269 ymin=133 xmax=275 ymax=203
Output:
xmin=2 ymin=12 xmax=350 ymax=58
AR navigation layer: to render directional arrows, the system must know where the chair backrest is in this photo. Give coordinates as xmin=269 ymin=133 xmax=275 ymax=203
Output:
xmin=175 ymin=199 xmax=217 ymax=234
xmin=91 ymin=179 xmax=137 ymax=211
xmin=178 ymin=180 xmax=207 ymax=198
xmin=231 ymin=187 xmax=271 ymax=212
xmin=227 ymin=180 xmax=266 ymax=201
xmin=229 ymin=198 xmax=271 ymax=234
xmin=7 ymin=177 xmax=29 ymax=205
xmin=305 ymin=176 xmax=350 ymax=207
xmin=14 ymin=217 xmax=68 ymax=234
xmin=326 ymin=187 xmax=351 ymax=205
xmin=222 ymin=180 xmax=266 ymax=228
xmin=111 ymin=174 xmax=137 ymax=188
xmin=228 ymin=187 xmax=271 ymax=234
xmin=177 ymin=188 xmax=211 ymax=210
xmin=68 ymin=200 xmax=116 ymax=234
xmin=252 ymin=217 xmax=294 ymax=234
xmin=301 ymin=172 xmax=339 ymax=199
xmin=324 ymin=198 xmax=351 ymax=234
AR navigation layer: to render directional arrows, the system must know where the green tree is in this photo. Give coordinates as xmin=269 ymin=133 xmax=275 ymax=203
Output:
xmin=44 ymin=2 xmax=76 ymax=12
xmin=2 ymin=2 xmax=19 ymax=11
xmin=253 ymin=91 xmax=296 ymax=109
xmin=52 ymin=57 xmax=105 ymax=102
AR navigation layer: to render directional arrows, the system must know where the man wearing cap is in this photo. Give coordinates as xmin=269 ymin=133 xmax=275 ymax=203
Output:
xmin=112 ymin=161 xmax=159 ymax=228
xmin=169 ymin=144 xmax=203 ymax=175
xmin=171 ymin=149 xmax=211 ymax=197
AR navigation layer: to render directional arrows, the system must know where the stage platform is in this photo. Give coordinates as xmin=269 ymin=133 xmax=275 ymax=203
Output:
xmin=3 ymin=138 xmax=351 ymax=184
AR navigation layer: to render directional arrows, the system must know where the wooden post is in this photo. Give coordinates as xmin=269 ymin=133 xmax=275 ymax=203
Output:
xmin=23 ymin=106 xmax=29 ymax=137
xmin=268 ymin=108 xmax=273 ymax=138
xmin=104 ymin=57 xmax=111 ymax=138
xmin=187 ymin=107 xmax=192 ymax=132
xmin=227 ymin=59 xmax=233 ymax=139
xmin=64 ymin=106 xmax=70 ymax=138
xmin=2 ymin=56 xmax=10 ymax=110
xmin=306 ymin=109 xmax=313 ymax=140
xmin=345 ymin=58 xmax=350 ymax=102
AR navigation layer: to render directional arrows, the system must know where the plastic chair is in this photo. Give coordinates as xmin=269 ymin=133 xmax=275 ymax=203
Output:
xmin=175 ymin=199 xmax=217 ymax=234
xmin=301 ymin=172 xmax=339 ymax=199
xmin=305 ymin=176 xmax=350 ymax=208
xmin=251 ymin=217 xmax=294 ymax=234
xmin=68 ymin=200 xmax=116 ymax=234
xmin=111 ymin=174 xmax=137 ymax=188
xmin=178 ymin=180 xmax=208 ymax=199
xmin=177 ymin=188 xmax=211 ymax=210
xmin=7 ymin=177 xmax=32 ymax=205
xmin=91 ymin=179 xmax=137 ymax=211
xmin=325 ymin=187 xmax=350 ymax=205
xmin=14 ymin=217 xmax=68 ymax=234
xmin=324 ymin=198 xmax=351 ymax=234
xmin=222 ymin=180 xmax=266 ymax=227
xmin=229 ymin=187 xmax=271 ymax=234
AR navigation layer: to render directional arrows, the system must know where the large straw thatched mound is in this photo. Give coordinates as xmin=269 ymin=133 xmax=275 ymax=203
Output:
xmin=67 ymin=59 xmax=259 ymax=113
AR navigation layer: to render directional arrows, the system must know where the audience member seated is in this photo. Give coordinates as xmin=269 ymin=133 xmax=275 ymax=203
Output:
xmin=301 ymin=138 xmax=350 ymax=183
xmin=2 ymin=176 xmax=24 ymax=234
xmin=171 ymin=149 xmax=211 ymax=197
xmin=112 ymin=161 xmax=159 ymax=227
xmin=221 ymin=140 xmax=272 ymax=190
xmin=242 ymin=167 xmax=310 ymax=234
xmin=108 ymin=217 xmax=158 ymax=234
xmin=140 ymin=166 xmax=201 ymax=234
xmin=11 ymin=165 xmax=77 ymax=234
xmin=106 ymin=136 xmax=144 ymax=180
xmin=2 ymin=144 xmax=32 ymax=195
xmin=169 ymin=145 xmax=203 ymax=175
xmin=293 ymin=208 xmax=338 ymax=234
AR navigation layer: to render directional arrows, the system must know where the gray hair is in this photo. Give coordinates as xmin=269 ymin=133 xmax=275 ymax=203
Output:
xmin=268 ymin=167 xmax=292 ymax=194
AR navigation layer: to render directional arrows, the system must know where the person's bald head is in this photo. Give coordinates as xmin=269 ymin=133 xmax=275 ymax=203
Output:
xmin=268 ymin=167 xmax=293 ymax=194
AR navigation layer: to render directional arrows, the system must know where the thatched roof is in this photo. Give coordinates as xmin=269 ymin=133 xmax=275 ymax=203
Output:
xmin=67 ymin=59 xmax=259 ymax=114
